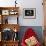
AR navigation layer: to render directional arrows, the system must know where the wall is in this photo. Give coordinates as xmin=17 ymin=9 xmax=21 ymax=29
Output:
xmin=18 ymin=0 xmax=44 ymax=26
xmin=0 ymin=0 xmax=44 ymax=26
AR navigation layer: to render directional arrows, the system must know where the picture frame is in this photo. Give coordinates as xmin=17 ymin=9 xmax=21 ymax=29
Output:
xmin=2 ymin=10 xmax=9 ymax=15
xmin=23 ymin=8 xmax=36 ymax=19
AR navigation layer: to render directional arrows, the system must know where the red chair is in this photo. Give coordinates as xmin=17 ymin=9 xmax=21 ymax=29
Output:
xmin=21 ymin=28 xmax=41 ymax=46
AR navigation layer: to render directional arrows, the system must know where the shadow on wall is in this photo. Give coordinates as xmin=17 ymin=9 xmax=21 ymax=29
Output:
xmin=18 ymin=26 xmax=44 ymax=44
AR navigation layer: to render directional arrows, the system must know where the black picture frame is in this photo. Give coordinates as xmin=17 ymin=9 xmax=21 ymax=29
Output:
xmin=23 ymin=8 xmax=36 ymax=19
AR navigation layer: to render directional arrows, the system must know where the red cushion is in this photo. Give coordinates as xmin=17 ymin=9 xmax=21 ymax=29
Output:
xmin=21 ymin=28 xmax=41 ymax=46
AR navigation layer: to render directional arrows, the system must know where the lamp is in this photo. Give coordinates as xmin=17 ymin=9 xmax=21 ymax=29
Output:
xmin=15 ymin=0 xmax=17 ymax=7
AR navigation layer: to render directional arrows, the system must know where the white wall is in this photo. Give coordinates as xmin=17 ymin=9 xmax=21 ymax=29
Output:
xmin=0 ymin=0 xmax=44 ymax=26
xmin=18 ymin=0 xmax=44 ymax=26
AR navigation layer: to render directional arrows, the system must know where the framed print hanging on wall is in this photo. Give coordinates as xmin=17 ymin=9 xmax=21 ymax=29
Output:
xmin=23 ymin=8 xmax=36 ymax=19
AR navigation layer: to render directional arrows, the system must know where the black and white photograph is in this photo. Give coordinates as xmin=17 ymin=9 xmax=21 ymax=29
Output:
xmin=23 ymin=8 xmax=36 ymax=19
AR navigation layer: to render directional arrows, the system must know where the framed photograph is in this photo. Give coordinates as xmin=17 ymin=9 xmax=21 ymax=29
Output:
xmin=23 ymin=8 xmax=36 ymax=19
xmin=2 ymin=10 xmax=9 ymax=15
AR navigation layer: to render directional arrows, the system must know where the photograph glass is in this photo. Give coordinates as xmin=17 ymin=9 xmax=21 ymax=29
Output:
xmin=23 ymin=8 xmax=36 ymax=19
